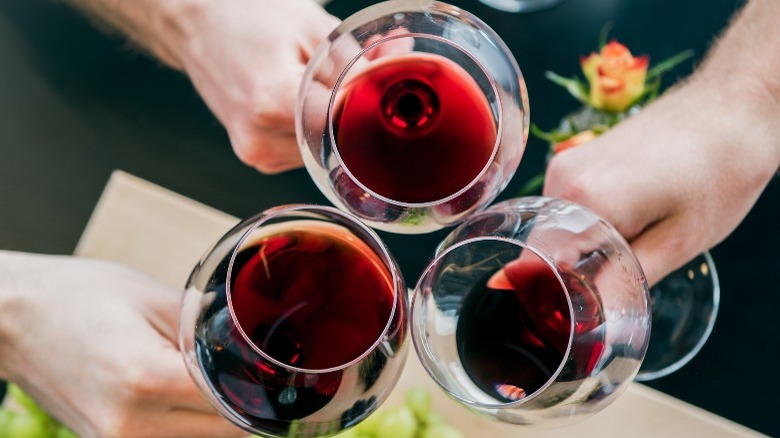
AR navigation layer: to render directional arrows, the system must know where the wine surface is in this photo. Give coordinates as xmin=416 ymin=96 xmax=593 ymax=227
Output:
xmin=230 ymin=221 xmax=395 ymax=369
xmin=333 ymin=53 xmax=497 ymax=204
xmin=457 ymin=254 xmax=605 ymax=403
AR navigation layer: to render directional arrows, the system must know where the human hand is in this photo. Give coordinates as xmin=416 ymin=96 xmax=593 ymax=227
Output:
xmin=0 ymin=252 xmax=245 ymax=438
xmin=543 ymin=80 xmax=780 ymax=285
xmin=165 ymin=0 xmax=340 ymax=174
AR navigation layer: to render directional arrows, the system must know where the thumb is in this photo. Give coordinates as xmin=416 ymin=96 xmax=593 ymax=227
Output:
xmin=627 ymin=215 xmax=698 ymax=286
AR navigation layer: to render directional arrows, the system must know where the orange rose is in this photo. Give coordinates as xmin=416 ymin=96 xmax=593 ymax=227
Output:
xmin=581 ymin=40 xmax=649 ymax=112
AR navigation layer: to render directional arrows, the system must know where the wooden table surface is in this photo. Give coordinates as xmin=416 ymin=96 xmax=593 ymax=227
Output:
xmin=73 ymin=170 xmax=767 ymax=438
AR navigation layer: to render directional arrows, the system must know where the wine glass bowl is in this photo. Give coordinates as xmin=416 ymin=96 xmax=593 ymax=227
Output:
xmin=179 ymin=205 xmax=407 ymax=437
xmin=636 ymin=251 xmax=719 ymax=381
xmin=297 ymin=0 xmax=529 ymax=234
xmin=410 ymin=197 xmax=651 ymax=426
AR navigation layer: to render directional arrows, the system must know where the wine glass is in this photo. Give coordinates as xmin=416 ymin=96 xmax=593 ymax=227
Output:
xmin=297 ymin=0 xmax=529 ymax=234
xmin=410 ymin=197 xmax=651 ymax=426
xmin=179 ymin=205 xmax=407 ymax=437
xmin=636 ymin=251 xmax=719 ymax=381
xmin=476 ymin=0 xmax=568 ymax=13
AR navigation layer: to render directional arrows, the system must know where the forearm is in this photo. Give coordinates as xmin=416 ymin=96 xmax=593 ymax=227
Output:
xmin=62 ymin=0 xmax=204 ymax=70
xmin=692 ymin=0 xmax=780 ymax=168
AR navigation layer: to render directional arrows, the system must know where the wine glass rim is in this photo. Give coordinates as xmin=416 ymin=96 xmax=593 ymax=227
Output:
xmin=327 ymin=31 xmax=504 ymax=209
xmin=410 ymin=234 xmax=576 ymax=409
xmin=224 ymin=203 xmax=404 ymax=374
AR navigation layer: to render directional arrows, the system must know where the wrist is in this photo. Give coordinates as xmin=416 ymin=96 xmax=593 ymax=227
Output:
xmin=690 ymin=0 xmax=780 ymax=168
xmin=64 ymin=0 xmax=210 ymax=71
xmin=686 ymin=72 xmax=780 ymax=179
xmin=152 ymin=0 xmax=210 ymax=71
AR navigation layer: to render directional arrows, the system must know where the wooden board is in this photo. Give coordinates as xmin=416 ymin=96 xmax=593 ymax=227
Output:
xmin=74 ymin=170 xmax=766 ymax=438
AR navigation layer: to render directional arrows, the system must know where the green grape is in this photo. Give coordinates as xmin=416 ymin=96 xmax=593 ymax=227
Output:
xmin=7 ymin=385 xmax=49 ymax=424
xmin=329 ymin=427 xmax=358 ymax=438
xmin=420 ymin=424 xmax=464 ymax=438
xmin=354 ymin=409 xmax=386 ymax=436
xmin=55 ymin=426 xmax=79 ymax=438
xmin=6 ymin=414 xmax=50 ymax=438
xmin=404 ymin=387 xmax=432 ymax=422
xmin=376 ymin=406 xmax=417 ymax=438
xmin=0 ymin=408 xmax=17 ymax=435
xmin=425 ymin=412 xmax=446 ymax=427
xmin=8 ymin=385 xmax=42 ymax=414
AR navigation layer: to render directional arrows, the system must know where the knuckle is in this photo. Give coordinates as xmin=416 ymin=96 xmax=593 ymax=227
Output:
xmin=93 ymin=369 xmax=161 ymax=437
xmin=549 ymin=161 xmax=594 ymax=206
xmin=234 ymin=141 xmax=274 ymax=170
xmin=254 ymin=106 xmax=292 ymax=129
xmin=96 ymin=411 xmax=138 ymax=438
xmin=122 ymin=366 xmax=162 ymax=402
xmin=545 ymin=153 xmax=607 ymax=210
xmin=231 ymin=136 xmax=298 ymax=174
xmin=250 ymin=90 xmax=294 ymax=129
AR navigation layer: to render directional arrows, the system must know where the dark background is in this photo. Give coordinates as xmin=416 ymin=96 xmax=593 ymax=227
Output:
xmin=0 ymin=0 xmax=777 ymax=436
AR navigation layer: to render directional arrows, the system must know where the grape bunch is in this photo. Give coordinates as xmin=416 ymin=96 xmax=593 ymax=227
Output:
xmin=332 ymin=388 xmax=463 ymax=438
xmin=0 ymin=384 xmax=77 ymax=438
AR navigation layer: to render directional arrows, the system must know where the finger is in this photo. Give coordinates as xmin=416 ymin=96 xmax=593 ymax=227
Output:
xmin=364 ymin=28 xmax=415 ymax=60
xmin=543 ymin=139 xmax=671 ymax=241
xmin=317 ymin=30 xmax=417 ymax=89
xmin=628 ymin=216 xmax=701 ymax=287
xmin=298 ymin=79 xmax=334 ymax=167
xmin=113 ymin=267 xmax=182 ymax=343
xmin=138 ymin=409 xmax=247 ymax=438
xmin=300 ymin=9 xmax=341 ymax=62
xmin=230 ymin=123 xmax=304 ymax=174
xmin=251 ymin=63 xmax=306 ymax=131
xmin=148 ymin=294 xmax=182 ymax=343
xmin=250 ymin=133 xmax=304 ymax=174
xmin=148 ymin=347 xmax=224 ymax=414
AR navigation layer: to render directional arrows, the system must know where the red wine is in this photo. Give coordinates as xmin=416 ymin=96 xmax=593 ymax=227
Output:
xmin=456 ymin=253 xmax=605 ymax=403
xmin=230 ymin=221 xmax=394 ymax=369
xmin=196 ymin=221 xmax=399 ymax=434
xmin=333 ymin=53 xmax=497 ymax=204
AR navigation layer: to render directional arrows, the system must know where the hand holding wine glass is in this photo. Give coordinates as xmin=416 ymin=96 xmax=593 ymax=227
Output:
xmin=171 ymin=0 xmax=341 ymax=174
xmin=297 ymin=0 xmax=529 ymax=233
xmin=543 ymin=82 xmax=779 ymax=287
xmin=543 ymin=0 xmax=780 ymax=287
xmin=180 ymin=205 xmax=407 ymax=437
xmin=0 ymin=251 xmax=245 ymax=438
xmin=65 ymin=0 xmax=341 ymax=174
xmin=411 ymin=198 xmax=651 ymax=426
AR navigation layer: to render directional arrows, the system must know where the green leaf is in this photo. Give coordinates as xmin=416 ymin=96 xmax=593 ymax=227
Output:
xmin=591 ymin=123 xmax=612 ymax=134
xmin=530 ymin=123 xmax=573 ymax=143
xmin=598 ymin=22 xmax=614 ymax=50
xmin=646 ymin=49 xmax=694 ymax=81
xmin=544 ymin=71 xmax=590 ymax=105
xmin=642 ymin=76 xmax=663 ymax=102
